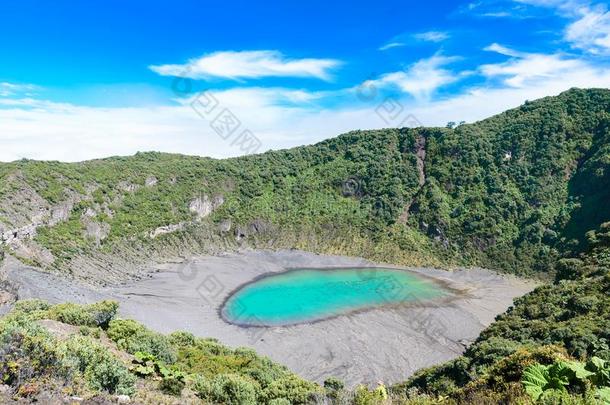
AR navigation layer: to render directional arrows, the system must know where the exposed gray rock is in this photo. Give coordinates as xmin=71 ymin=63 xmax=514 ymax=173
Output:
xmin=235 ymin=226 xmax=247 ymax=241
xmin=249 ymin=219 xmax=270 ymax=234
xmin=83 ymin=220 xmax=110 ymax=245
xmin=82 ymin=207 xmax=97 ymax=218
xmin=145 ymin=176 xmax=158 ymax=187
xmin=9 ymin=239 xmax=55 ymax=266
xmin=118 ymin=181 xmax=140 ymax=193
xmin=218 ymin=219 xmax=232 ymax=233
xmin=117 ymin=394 xmax=131 ymax=403
xmin=49 ymin=202 xmax=73 ymax=226
xmin=149 ymin=223 xmax=185 ymax=238
xmin=189 ymin=194 xmax=224 ymax=220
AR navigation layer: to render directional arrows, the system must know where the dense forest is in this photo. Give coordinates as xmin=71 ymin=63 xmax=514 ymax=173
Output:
xmin=0 ymin=88 xmax=609 ymax=403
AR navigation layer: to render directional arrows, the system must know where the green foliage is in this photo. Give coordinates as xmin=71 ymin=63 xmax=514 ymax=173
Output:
xmin=167 ymin=330 xmax=196 ymax=347
xmin=60 ymin=335 xmax=136 ymax=395
xmin=352 ymin=383 xmax=389 ymax=405
xmin=130 ymin=350 xmax=185 ymax=395
xmin=130 ymin=351 xmax=160 ymax=377
xmin=193 ymin=373 xmax=259 ymax=405
xmin=107 ymin=319 xmax=176 ymax=363
xmin=159 ymin=373 xmax=186 ymax=396
xmin=0 ymin=305 xmax=135 ymax=398
xmin=522 ymin=362 xmax=570 ymax=401
xmin=522 ymin=357 xmax=610 ymax=403
xmin=0 ymin=319 xmax=61 ymax=388
xmin=261 ymin=375 xmax=321 ymax=404
xmin=47 ymin=300 xmax=118 ymax=328
xmin=324 ymin=376 xmax=345 ymax=391
xmin=12 ymin=299 xmax=51 ymax=314
xmin=0 ymin=300 xmax=321 ymax=402
xmin=398 ymin=218 xmax=610 ymax=403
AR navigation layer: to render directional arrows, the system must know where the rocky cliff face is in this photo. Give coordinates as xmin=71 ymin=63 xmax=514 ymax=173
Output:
xmin=0 ymin=169 xmax=233 ymax=285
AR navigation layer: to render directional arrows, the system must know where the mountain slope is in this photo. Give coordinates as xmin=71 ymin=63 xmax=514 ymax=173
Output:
xmin=394 ymin=221 xmax=610 ymax=404
xmin=1 ymin=88 xmax=609 ymax=281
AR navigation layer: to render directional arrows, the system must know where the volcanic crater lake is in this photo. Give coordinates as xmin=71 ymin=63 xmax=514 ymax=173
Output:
xmin=221 ymin=268 xmax=449 ymax=326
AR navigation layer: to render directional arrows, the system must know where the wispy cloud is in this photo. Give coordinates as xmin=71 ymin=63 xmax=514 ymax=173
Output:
xmin=0 ymin=82 xmax=38 ymax=97
xmin=149 ymin=50 xmax=342 ymax=81
xmin=482 ymin=43 xmax=595 ymax=87
xmin=413 ymin=31 xmax=450 ymax=42
xmin=379 ymin=30 xmax=450 ymax=51
xmin=3 ymin=50 xmax=610 ymax=163
xmin=463 ymin=1 xmax=542 ymax=19
xmin=365 ymin=55 xmax=464 ymax=100
xmin=483 ymin=43 xmax=527 ymax=57
xmin=379 ymin=42 xmax=406 ymax=51
xmin=515 ymin=0 xmax=610 ymax=54
xmin=481 ymin=11 xmax=512 ymax=17
xmin=565 ymin=4 xmax=610 ymax=54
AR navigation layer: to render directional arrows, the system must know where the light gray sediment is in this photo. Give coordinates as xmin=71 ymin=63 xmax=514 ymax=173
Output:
xmin=0 ymin=250 xmax=537 ymax=387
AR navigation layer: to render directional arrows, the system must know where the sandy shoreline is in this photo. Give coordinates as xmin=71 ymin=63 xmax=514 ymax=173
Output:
xmin=1 ymin=249 xmax=537 ymax=387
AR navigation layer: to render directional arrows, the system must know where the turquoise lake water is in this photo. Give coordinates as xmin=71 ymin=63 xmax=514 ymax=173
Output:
xmin=221 ymin=268 xmax=448 ymax=326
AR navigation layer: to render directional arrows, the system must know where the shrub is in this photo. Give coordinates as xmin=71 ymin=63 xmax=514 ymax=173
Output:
xmin=131 ymin=351 xmax=185 ymax=396
xmin=262 ymin=375 xmax=320 ymax=404
xmin=268 ymin=399 xmax=291 ymax=405
xmin=159 ymin=375 xmax=185 ymax=396
xmin=79 ymin=325 xmax=101 ymax=338
xmin=324 ymin=377 xmax=345 ymax=401
xmin=107 ymin=319 xmax=176 ymax=363
xmin=193 ymin=373 xmax=259 ymax=405
xmin=555 ymin=259 xmax=587 ymax=282
xmin=168 ymin=331 xmax=196 ymax=347
xmin=60 ymin=335 xmax=135 ymax=395
xmin=0 ymin=320 xmax=61 ymax=387
xmin=522 ymin=357 xmax=610 ymax=403
xmin=324 ymin=376 xmax=345 ymax=391
xmin=352 ymin=383 xmax=388 ymax=405
xmin=13 ymin=299 xmax=51 ymax=314
xmin=48 ymin=300 xmax=118 ymax=328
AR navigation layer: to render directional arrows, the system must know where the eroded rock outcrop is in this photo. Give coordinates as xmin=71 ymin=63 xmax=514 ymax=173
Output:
xmin=145 ymin=176 xmax=158 ymax=187
xmin=148 ymin=223 xmax=185 ymax=238
xmin=189 ymin=195 xmax=224 ymax=220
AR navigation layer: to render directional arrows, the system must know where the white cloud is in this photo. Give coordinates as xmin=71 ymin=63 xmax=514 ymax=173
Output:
xmin=411 ymin=65 xmax=610 ymax=125
xmin=379 ymin=31 xmax=449 ymax=51
xmin=482 ymin=44 xmax=590 ymax=87
xmin=483 ymin=43 xmax=526 ymax=57
xmin=0 ymin=82 xmax=37 ymax=97
xmin=515 ymin=0 xmax=610 ymax=54
xmin=481 ymin=11 xmax=512 ymax=17
xmin=379 ymin=42 xmax=406 ymax=51
xmin=2 ymin=57 xmax=610 ymax=163
xmin=366 ymin=55 xmax=464 ymax=100
xmin=0 ymin=85 xmax=340 ymax=162
xmin=3 ymin=41 xmax=610 ymax=163
xmin=565 ymin=5 xmax=610 ymax=54
xmin=149 ymin=50 xmax=342 ymax=81
xmin=514 ymin=0 xmax=565 ymax=6
xmin=413 ymin=31 xmax=450 ymax=42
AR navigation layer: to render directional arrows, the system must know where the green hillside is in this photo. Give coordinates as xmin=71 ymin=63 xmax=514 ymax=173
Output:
xmin=1 ymin=88 xmax=610 ymax=279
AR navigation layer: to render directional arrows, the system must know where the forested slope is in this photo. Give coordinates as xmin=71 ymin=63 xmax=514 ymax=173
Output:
xmin=1 ymin=88 xmax=609 ymax=280
xmin=394 ymin=222 xmax=610 ymax=404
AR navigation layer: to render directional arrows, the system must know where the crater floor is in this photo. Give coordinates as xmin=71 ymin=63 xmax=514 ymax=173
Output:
xmin=2 ymin=249 xmax=537 ymax=387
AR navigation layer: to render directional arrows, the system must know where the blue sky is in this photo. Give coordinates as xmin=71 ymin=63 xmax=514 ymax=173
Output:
xmin=1 ymin=0 xmax=609 ymax=161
